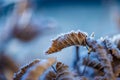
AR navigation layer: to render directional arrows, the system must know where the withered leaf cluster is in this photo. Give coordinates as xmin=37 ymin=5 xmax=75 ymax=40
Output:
xmin=46 ymin=30 xmax=120 ymax=80
xmin=5 ymin=30 xmax=120 ymax=80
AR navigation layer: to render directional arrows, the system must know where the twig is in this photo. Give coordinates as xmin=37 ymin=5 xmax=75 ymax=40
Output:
xmin=73 ymin=46 xmax=80 ymax=68
xmin=82 ymin=52 xmax=90 ymax=75
xmin=51 ymin=65 xmax=57 ymax=73
xmin=76 ymin=46 xmax=81 ymax=75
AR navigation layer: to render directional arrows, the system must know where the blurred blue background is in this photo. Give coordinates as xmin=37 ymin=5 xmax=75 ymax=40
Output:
xmin=0 ymin=0 xmax=120 ymax=67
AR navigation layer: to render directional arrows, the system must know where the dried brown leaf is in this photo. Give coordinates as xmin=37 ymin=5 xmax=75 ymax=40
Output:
xmin=45 ymin=71 xmax=56 ymax=80
xmin=46 ymin=31 xmax=87 ymax=54
xmin=22 ymin=58 xmax=56 ymax=80
xmin=83 ymin=58 xmax=104 ymax=74
xmin=86 ymin=38 xmax=116 ymax=80
xmin=14 ymin=59 xmax=40 ymax=80
xmin=56 ymin=62 xmax=75 ymax=80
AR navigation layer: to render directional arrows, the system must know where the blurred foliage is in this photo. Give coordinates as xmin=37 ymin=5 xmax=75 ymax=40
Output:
xmin=0 ymin=3 xmax=14 ymax=18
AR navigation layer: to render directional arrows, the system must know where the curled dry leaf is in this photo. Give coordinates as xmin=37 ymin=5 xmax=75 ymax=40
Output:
xmin=45 ymin=71 xmax=56 ymax=80
xmin=83 ymin=58 xmax=104 ymax=74
xmin=56 ymin=62 xmax=75 ymax=80
xmin=103 ymin=38 xmax=120 ymax=74
xmin=46 ymin=30 xmax=87 ymax=54
xmin=86 ymin=37 xmax=116 ymax=80
xmin=103 ymin=38 xmax=120 ymax=59
xmin=14 ymin=59 xmax=40 ymax=80
xmin=22 ymin=58 xmax=56 ymax=80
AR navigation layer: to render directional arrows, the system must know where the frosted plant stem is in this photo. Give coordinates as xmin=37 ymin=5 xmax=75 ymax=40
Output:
xmin=82 ymin=53 xmax=90 ymax=76
xmin=51 ymin=65 xmax=57 ymax=73
xmin=74 ymin=46 xmax=81 ymax=75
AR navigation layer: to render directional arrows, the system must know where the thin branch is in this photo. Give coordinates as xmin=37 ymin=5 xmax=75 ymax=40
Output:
xmin=82 ymin=52 xmax=90 ymax=75
xmin=51 ymin=65 xmax=57 ymax=73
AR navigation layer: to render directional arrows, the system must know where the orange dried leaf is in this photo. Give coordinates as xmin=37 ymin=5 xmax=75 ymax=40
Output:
xmin=46 ymin=31 xmax=87 ymax=54
xmin=14 ymin=59 xmax=40 ymax=80
xmin=22 ymin=58 xmax=56 ymax=80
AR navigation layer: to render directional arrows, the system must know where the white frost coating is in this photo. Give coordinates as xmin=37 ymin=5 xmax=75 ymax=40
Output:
xmin=20 ymin=59 xmax=40 ymax=69
xmin=51 ymin=30 xmax=88 ymax=41
xmin=112 ymin=34 xmax=120 ymax=42
xmin=105 ymin=37 xmax=117 ymax=49
xmin=76 ymin=30 xmax=88 ymax=36
xmin=112 ymin=34 xmax=120 ymax=48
